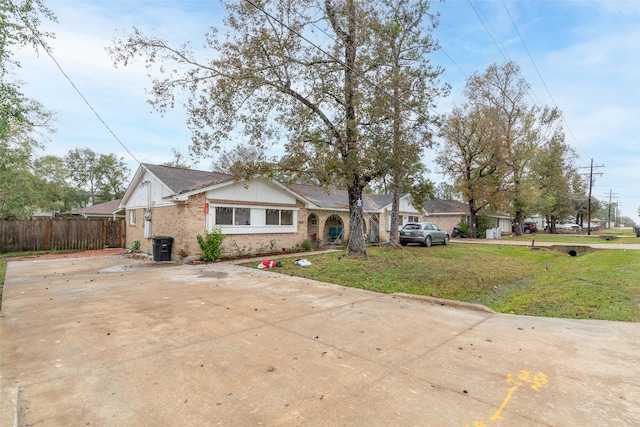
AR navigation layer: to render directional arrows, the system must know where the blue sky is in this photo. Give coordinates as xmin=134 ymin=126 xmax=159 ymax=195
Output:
xmin=13 ymin=0 xmax=640 ymax=223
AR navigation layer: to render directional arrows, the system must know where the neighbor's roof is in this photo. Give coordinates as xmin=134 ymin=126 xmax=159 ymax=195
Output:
xmin=423 ymin=198 xmax=511 ymax=218
xmin=423 ymin=199 xmax=468 ymax=214
xmin=69 ymin=199 xmax=124 ymax=216
xmin=143 ymin=163 xmax=233 ymax=195
xmin=288 ymin=183 xmax=394 ymax=211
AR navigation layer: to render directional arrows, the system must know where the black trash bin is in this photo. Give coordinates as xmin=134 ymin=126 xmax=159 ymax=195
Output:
xmin=635 ymin=226 xmax=640 ymax=238
xmin=152 ymin=236 xmax=173 ymax=261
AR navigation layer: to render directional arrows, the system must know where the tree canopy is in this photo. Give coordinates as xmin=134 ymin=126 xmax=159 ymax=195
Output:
xmin=109 ymin=0 xmax=446 ymax=256
xmin=437 ymin=61 xmax=582 ymax=236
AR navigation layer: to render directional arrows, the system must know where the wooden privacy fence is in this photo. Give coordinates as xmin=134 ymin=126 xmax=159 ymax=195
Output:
xmin=0 ymin=218 xmax=125 ymax=253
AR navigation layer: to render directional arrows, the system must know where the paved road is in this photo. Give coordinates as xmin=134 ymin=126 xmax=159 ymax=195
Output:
xmin=456 ymin=237 xmax=640 ymax=251
xmin=1 ymin=253 xmax=639 ymax=426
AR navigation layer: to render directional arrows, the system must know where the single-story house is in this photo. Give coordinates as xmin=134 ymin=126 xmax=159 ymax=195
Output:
xmin=119 ymin=164 xmax=424 ymax=260
xmin=67 ymin=199 xmax=125 ymax=220
xmin=423 ymin=199 xmax=512 ymax=235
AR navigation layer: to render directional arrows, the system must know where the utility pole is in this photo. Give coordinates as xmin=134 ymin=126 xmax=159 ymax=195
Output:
xmin=604 ymin=189 xmax=618 ymax=229
xmin=580 ymin=159 xmax=604 ymax=236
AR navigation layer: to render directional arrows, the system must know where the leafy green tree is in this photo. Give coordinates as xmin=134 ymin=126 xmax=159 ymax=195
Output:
xmin=0 ymin=135 xmax=40 ymax=219
xmin=1 ymin=0 xmax=56 ymax=139
xmin=96 ymin=153 xmax=130 ymax=202
xmin=528 ymin=111 xmax=577 ymax=232
xmin=364 ymin=0 xmax=448 ymax=245
xmin=0 ymin=0 xmax=59 ymax=219
xmin=65 ymin=148 xmax=130 ymax=205
xmin=33 ymin=155 xmax=86 ymax=213
xmin=432 ymin=182 xmax=461 ymax=202
xmin=464 ymin=62 xmax=541 ymax=234
xmin=0 ymin=99 xmax=54 ymax=219
xmin=437 ymin=105 xmax=503 ymax=238
xmin=109 ymin=0 xmax=445 ymax=257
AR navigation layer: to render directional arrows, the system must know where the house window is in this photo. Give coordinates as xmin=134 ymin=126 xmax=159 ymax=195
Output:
xmin=266 ymin=209 xmax=280 ymax=225
xmin=407 ymin=215 xmax=420 ymax=223
xmin=129 ymin=210 xmax=137 ymax=225
xmin=281 ymin=210 xmax=293 ymax=225
xmin=234 ymin=208 xmax=251 ymax=225
xmin=266 ymin=209 xmax=293 ymax=226
xmin=215 ymin=207 xmax=233 ymax=225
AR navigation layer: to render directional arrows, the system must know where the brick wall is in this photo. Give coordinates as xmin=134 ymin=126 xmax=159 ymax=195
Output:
xmin=126 ymin=196 xmax=312 ymax=260
xmin=427 ymin=215 xmax=465 ymax=235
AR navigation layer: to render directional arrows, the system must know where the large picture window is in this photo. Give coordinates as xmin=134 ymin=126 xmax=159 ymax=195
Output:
xmin=281 ymin=210 xmax=293 ymax=225
xmin=211 ymin=205 xmax=296 ymax=233
xmin=234 ymin=208 xmax=251 ymax=225
xmin=215 ymin=207 xmax=233 ymax=225
xmin=266 ymin=209 xmax=280 ymax=225
xmin=266 ymin=209 xmax=293 ymax=226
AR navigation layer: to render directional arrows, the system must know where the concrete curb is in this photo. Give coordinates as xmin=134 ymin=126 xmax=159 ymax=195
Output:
xmin=392 ymin=292 xmax=496 ymax=314
xmin=12 ymin=387 xmax=19 ymax=427
xmin=0 ymin=387 xmax=19 ymax=427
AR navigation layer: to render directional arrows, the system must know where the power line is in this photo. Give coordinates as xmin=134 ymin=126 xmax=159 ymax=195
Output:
xmin=500 ymin=0 xmax=590 ymax=160
xmin=7 ymin=0 xmax=141 ymax=165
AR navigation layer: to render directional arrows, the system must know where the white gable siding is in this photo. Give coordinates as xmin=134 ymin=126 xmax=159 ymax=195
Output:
xmin=206 ymin=179 xmax=296 ymax=205
xmin=122 ymin=172 xmax=175 ymax=209
xmin=204 ymin=179 xmax=299 ymax=235
xmin=399 ymin=196 xmax=421 ymax=214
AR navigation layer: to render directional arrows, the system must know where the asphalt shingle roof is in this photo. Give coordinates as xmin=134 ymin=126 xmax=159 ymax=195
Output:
xmin=423 ymin=199 xmax=468 ymax=214
xmin=288 ymin=183 xmax=393 ymax=211
xmin=143 ymin=164 xmax=233 ymax=195
xmin=142 ymin=164 xmax=397 ymax=211
xmin=69 ymin=199 xmax=123 ymax=216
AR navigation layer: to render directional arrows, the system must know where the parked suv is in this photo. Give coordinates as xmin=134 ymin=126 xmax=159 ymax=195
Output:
xmin=399 ymin=222 xmax=450 ymax=247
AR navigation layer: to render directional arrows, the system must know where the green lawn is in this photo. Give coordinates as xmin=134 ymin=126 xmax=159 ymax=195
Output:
xmin=246 ymin=243 xmax=640 ymax=322
xmin=2 ymin=244 xmax=638 ymax=321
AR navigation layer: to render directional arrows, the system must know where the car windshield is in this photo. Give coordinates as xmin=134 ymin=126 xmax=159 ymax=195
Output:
xmin=403 ymin=224 xmax=420 ymax=230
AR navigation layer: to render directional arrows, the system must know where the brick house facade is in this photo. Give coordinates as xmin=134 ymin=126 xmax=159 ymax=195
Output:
xmin=120 ymin=164 xmax=424 ymax=261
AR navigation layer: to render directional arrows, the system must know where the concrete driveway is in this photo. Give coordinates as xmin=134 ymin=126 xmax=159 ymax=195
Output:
xmin=1 ymin=253 xmax=639 ymax=426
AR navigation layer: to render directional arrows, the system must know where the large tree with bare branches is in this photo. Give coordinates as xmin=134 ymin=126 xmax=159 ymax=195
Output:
xmin=109 ymin=0 xmax=446 ymax=256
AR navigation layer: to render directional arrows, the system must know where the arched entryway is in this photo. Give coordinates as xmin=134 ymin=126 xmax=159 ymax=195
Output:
xmin=325 ymin=214 xmax=344 ymax=244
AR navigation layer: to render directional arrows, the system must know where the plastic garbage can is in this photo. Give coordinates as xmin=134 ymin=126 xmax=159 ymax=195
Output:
xmin=152 ymin=236 xmax=173 ymax=261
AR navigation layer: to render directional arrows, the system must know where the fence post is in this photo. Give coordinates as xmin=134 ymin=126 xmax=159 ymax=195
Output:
xmin=102 ymin=220 xmax=107 ymax=250
xmin=45 ymin=219 xmax=51 ymax=251
xmin=120 ymin=219 xmax=126 ymax=248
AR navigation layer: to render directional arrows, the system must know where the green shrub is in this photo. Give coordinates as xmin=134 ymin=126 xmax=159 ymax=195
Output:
xmin=301 ymin=239 xmax=312 ymax=251
xmin=130 ymin=240 xmax=141 ymax=252
xmin=457 ymin=221 xmax=470 ymax=236
xmin=458 ymin=215 xmax=492 ymax=238
xmin=197 ymin=228 xmax=226 ymax=261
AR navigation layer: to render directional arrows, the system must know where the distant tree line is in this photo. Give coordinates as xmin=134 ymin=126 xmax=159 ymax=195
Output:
xmin=0 ymin=1 xmax=130 ymax=220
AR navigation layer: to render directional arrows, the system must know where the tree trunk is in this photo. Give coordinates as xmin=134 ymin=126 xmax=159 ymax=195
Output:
xmin=468 ymin=199 xmax=478 ymax=238
xmin=389 ymin=188 xmax=400 ymax=246
xmin=342 ymin=0 xmax=366 ymax=257
xmin=347 ymin=182 xmax=368 ymax=257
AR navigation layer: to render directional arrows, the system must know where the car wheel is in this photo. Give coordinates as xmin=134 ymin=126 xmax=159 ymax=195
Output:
xmin=400 ymin=241 xmax=407 ymax=246
xmin=443 ymin=235 xmax=450 ymax=245
xmin=524 ymin=229 xmax=531 ymax=234
xmin=424 ymin=236 xmax=432 ymax=247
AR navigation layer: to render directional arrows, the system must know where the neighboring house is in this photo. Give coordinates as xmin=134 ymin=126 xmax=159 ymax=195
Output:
xmin=423 ymin=199 xmax=512 ymax=235
xmin=119 ymin=164 xmax=424 ymax=260
xmin=67 ymin=199 xmax=125 ymax=220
